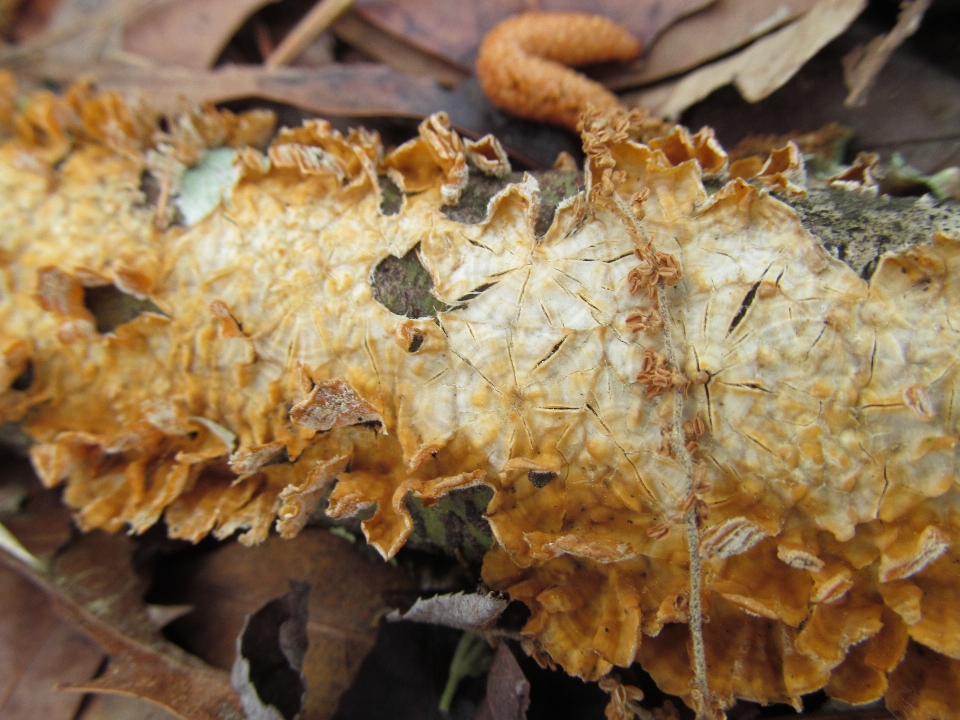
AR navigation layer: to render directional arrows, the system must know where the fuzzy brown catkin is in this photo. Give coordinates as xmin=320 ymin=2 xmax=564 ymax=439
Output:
xmin=476 ymin=13 xmax=641 ymax=131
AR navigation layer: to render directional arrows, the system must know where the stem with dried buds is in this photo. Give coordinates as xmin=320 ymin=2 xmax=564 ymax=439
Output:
xmin=611 ymin=190 xmax=713 ymax=719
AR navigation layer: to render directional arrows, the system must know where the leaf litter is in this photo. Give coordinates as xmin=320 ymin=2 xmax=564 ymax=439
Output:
xmin=0 ymin=527 xmax=245 ymax=720
xmin=0 ymin=479 xmax=420 ymax=720
xmin=122 ymin=0 xmax=281 ymax=70
xmin=150 ymin=529 xmax=415 ymax=720
xmin=0 ymin=472 xmax=104 ymax=720
xmin=232 ymin=582 xmax=310 ymax=720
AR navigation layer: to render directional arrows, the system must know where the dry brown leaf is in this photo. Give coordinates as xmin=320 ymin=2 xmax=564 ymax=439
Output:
xmin=159 ymin=529 xmax=415 ymax=720
xmin=7 ymin=0 xmax=61 ymax=41
xmin=0 ymin=531 xmax=244 ymax=720
xmin=78 ymin=694 xmax=180 ymax=720
xmin=81 ymin=62 xmax=454 ymax=117
xmin=625 ymin=0 xmax=866 ymax=119
xmin=474 ymin=643 xmax=530 ymax=720
xmin=0 ymin=0 xmax=21 ymax=36
xmin=387 ymin=591 xmax=509 ymax=631
xmin=3 ymin=0 xmax=175 ymax=72
xmin=0 ymin=476 xmax=89 ymax=720
xmin=121 ymin=0 xmax=280 ymax=70
xmin=0 ymin=567 xmax=104 ymax=720
xmin=352 ymin=0 xmax=713 ymax=68
xmin=842 ymin=0 xmax=931 ymax=107
xmin=231 ymin=582 xmax=310 ymax=720
xmin=77 ymin=63 xmax=578 ymax=168
xmin=332 ymin=9 xmax=469 ymax=87
xmin=596 ymin=0 xmax=818 ymax=90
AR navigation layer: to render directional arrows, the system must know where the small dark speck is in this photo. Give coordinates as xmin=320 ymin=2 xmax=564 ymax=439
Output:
xmin=528 ymin=470 xmax=556 ymax=488
xmin=10 ymin=361 xmax=33 ymax=391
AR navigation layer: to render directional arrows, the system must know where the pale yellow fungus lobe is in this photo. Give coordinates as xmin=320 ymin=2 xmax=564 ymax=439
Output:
xmin=0 ymin=74 xmax=958 ymax=718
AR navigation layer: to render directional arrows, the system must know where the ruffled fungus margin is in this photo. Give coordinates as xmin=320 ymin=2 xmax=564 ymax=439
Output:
xmin=0 ymin=74 xmax=958 ymax=718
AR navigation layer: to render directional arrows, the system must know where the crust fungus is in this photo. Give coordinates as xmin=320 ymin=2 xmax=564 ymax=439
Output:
xmin=1 ymin=74 xmax=959 ymax=718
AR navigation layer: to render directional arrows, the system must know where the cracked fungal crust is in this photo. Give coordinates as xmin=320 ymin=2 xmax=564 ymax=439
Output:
xmin=0 ymin=76 xmax=959 ymax=718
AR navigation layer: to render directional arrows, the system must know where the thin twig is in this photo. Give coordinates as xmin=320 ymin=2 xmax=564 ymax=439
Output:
xmin=843 ymin=0 xmax=932 ymax=107
xmin=252 ymin=16 xmax=276 ymax=62
xmin=265 ymin=0 xmax=354 ymax=68
xmin=0 ymin=520 xmax=47 ymax=573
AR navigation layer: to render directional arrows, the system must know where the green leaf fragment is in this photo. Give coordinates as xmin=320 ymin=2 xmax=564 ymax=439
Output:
xmin=176 ymin=148 xmax=240 ymax=226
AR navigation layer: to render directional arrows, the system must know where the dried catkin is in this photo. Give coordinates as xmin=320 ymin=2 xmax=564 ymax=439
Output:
xmin=476 ymin=12 xmax=640 ymax=131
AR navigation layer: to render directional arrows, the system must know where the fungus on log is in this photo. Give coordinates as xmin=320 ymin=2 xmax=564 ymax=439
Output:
xmin=0 ymin=73 xmax=959 ymax=719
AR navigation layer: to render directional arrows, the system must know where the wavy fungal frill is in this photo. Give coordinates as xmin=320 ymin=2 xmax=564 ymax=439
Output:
xmin=1 ymin=75 xmax=959 ymax=718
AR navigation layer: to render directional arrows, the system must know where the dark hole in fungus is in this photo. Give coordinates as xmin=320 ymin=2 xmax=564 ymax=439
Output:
xmin=371 ymin=245 xmax=444 ymax=319
xmin=407 ymin=332 xmax=424 ymax=353
xmin=262 ymin=447 xmax=291 ymax=468
xmin=378 ymin=175 xmax=403 ymax=216
xmin=139 ymin=169 xmax=162 ymax=206
xmin=137 ymin=169 xmax=183 ymax=225
xmin=10 ymin=360 xmax=33 ymax=391
xmin=860 ymin=256 xmax=880 ymax=282
xmin=83 ymin=285 xmax=166 ymax=334
xmin=442 ymin=170 xmax=584 ymax=239
xmin=528 ymin=471 xmax=556 ymax=488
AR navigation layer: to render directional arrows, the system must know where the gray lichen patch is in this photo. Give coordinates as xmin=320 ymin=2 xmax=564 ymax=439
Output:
xmin=443 ymin=169 xmax=583 ymax=237
xmin=378 ymin=175 xmax=403 ymax=216
xmin=371 ymin=246 xmax=445 ymax=319
xmin=792 ymin=188 xmax=960 ymax=279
